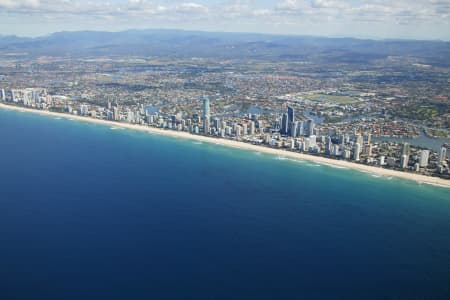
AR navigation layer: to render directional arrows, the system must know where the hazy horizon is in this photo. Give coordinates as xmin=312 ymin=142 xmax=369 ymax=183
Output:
xmin=0 ymin=0 xmax=449 ymax=41
xmin=2 ymin=27 xmax=449 ymax=43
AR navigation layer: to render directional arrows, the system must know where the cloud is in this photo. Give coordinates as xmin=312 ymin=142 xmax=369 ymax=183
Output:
xmin=0 ymin=0 xmax=449 ymax=39
xmin=310 ymin=0 xmax=349 ymax=9
xmin=174 ymin=2 xmax=208 ymax=15
xmin=0 ymin=0 xmax=40 ymax=9
xmin=276 ymin=0 xmax=300 ymax=10
xmin=1 ymin=0 xmax=449 ymax=22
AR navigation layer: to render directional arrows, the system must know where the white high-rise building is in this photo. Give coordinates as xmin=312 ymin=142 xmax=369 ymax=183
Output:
xmin=400 ymin=154 xmax=408 ymax=169
xmin=326 ymin=136 xmax=332 ymax=154
xmin=127 ymin=110 xmax=135 ymax=123
xmin=333 ymin=144 xmax=340 ymax=156
xmin=356 ymin=134 xmax=363 ymax=145
xmin=242 ymin=123 xmax=248 ymax=136
xmin=439 ymin=147 xmax=447 ymax=163
xmin=202 ymin=96 xmax=210 ymax=134
xmin=10 ymin=89 xmax=16 ymax=102
xmin=343 ymin=149 xmax=352 ymax=159
xmin=402 ymin=142 xmax=410 ymax=156
xmin=308 ymin=120 xmax=315 ymax=137
xmin=297 ymin=121 xmax=304 ymax=136
xmin=366 ymin=133 xmax=372 ymax=144
xmin=309 ymin=135 xmax=317 ymax=148
xmin=249 ymin=121 xmax=255 ymax=135
xmin=419 ymin=150 xmax=430 ymax=168
xmin=80 ymin=104 xmax=89 ymax=116
xmin=353 ymin=143 xmax=361 ymax=161
xmin=235 ymin=125 xmax=241 ymax=137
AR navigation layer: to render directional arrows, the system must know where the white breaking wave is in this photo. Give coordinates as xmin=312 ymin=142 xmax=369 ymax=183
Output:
xmin=288 ymin=158 xmax=304 ymax=163
xmin=276 ymin=156 xmax=288 ymax=160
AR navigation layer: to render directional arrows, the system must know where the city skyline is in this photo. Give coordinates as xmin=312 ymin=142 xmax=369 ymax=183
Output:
xmin=1 ymin=87 xmax=448 ymax=185
xmin=0 ymin=0 xmax=449 ymax=40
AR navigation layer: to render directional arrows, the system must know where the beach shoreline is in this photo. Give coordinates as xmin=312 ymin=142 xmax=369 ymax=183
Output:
xmin=1 ymin=103 xmax=449 ymax=189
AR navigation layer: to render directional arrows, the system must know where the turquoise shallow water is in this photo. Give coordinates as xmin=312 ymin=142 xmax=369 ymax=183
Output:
xmin=0 ymin=108 xmax=449 ymax=299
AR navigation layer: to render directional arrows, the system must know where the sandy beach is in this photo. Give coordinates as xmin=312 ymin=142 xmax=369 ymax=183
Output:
xmin=1 ymin=103 xmax=449 ymax=189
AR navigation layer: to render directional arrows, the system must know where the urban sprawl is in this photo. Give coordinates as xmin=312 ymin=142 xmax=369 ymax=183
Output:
xmin=1 ymin=86 xmax=448 ymax=180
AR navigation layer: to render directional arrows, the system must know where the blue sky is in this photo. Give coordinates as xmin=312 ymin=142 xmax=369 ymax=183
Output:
xmin=0 ymin=0 xmax=449 ymax=40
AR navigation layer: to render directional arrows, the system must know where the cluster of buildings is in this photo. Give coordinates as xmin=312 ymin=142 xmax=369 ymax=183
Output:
xmin=1 ymin=88 xmax=52 ymax=108
xmin=1 ymin=88 xmax=448 ymax=178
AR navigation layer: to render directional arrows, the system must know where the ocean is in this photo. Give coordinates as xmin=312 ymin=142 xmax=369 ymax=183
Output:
xmin=0 ymin=109 xmax=449 ymax=299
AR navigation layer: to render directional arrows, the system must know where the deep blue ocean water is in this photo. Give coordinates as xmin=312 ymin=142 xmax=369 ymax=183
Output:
xmin=0 ymin=109 xmax=449 ymax=300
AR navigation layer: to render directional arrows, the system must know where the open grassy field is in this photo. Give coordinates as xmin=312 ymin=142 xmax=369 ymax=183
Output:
xmin=303 ymin=93 xmax=357 ymax=104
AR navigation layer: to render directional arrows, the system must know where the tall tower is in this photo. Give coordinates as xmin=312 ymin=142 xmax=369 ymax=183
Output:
xmin=400 ymin=154 xmax=408 ymax=169
xmin=287 ymin=106 xmax=295 ymax=124
xmin=113 ymin=106 xmax=120 ymax=121
xmin=419 ymin=150 xmax=430 ymax=168
xmin=202 ymin=96 xmax=210 ymax=134
xmin=401 ymin=142 xmax=410 ymax=156
xmin=290 ymin=121 xmax=298 ymax=138
xmin=439 ymin=146 xmax=447 ymax=163
xmin=281 ymin=113 xmax=288 ymax=135
xmin=287 ymin=106 xmax=295 ymax=136
xmin=353 ymin=143 xmax=361 ymax=161
xmin=306 ymin=119 xmax=315 ymax=137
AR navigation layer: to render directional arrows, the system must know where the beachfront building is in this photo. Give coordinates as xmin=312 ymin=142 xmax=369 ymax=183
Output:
xmin=353 ymin=143 xmax=361 ymax=161
xmin=400 ymin=154 xmax=408 ymax=169
xmin=281 ymin=113 xmax=288 ymax=135
xmin=306 ymin=119 xmax=315 ymax=137
xmin=287 ymin=106 xmax=295 ymax=136
xmin=439 ymin=146 xmax=447 ymax=163
xmin=419 ymin=150 xmax=430 ymax=168
xmin=402 ymin=142 xmax=410 ymax=156
xmin=202 ymin=96 xmax=210 ymax=134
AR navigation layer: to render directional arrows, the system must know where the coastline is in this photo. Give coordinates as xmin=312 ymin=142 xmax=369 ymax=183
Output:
xmin=1 ymin=103 xmax=449 ymax=189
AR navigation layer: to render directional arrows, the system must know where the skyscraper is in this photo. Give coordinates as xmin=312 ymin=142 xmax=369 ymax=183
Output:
xmin=9 ymin=89 xmax=16 ymax=102
xmin=287 ymin=106 xmax=295 ymax=124
xmin=80 ymin=104 xmax=89 ymax=116
xmin=353 ymin=143 xmax=361 ymax=161
xmin=306 ymin=119 xmax=315 ymax=137
xmin=213 ymin=117 xmax=220 ymax=130
xmin=401 ymin=142 xmax=410 ymax=156
xmin=202 ymin=96 xmax=210 ymax=119
xmin=290 ymin=121 xmax=297 ymax=137
xmin=439 ymin=146 xmax=447 ymax=163
xmin=325 ymin=136 xmax=332 ymax=154
xmin=113 ymin=106 xmax=120 ymax=121
xmin=249 ymin=121 xmax=256 ymax=135
xmin=333 ymin=144 xmax=340 ymax=156
xmin=281 ymin=113 xmax=288 ymax=135
xmin=273 ymin=118 xmax=281 ymax=132
xmin=419 ymin=150 xmax=430 ymax=168
xmin=356 ymin=134 xmax=363 ymax=146
xmin=400 ymin=154 xmax=408 ymax=169
xmin=366 ymin=133 xmax=372 ymax=144
xmin=202 ymin=96 xmax=210 ymax=134
xmin=287 ymin=106 xmax=295 ymax=136
xmin=297 ymin=121 xmax=304 ymax=136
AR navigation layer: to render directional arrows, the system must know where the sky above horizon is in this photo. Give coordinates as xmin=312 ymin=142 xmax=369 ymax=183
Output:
xmin=0 ymin=0 xmax=449 ymax=40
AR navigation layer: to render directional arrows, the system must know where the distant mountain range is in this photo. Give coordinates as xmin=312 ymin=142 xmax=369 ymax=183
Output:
xmin=1 ymin=29 xmax=449 ymax=66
